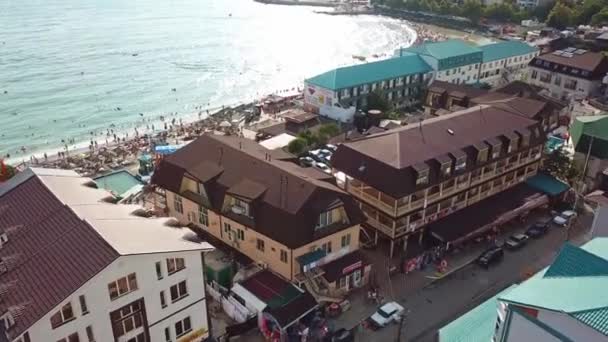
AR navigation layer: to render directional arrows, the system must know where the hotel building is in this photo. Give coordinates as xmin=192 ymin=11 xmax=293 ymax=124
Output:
xmin=0 ymin=168 xmax=214 ymax=342
xmin=332 ymin=105 xmax=546 ymax=256
xmin=151 ymin=135 xmax=370 ymax=293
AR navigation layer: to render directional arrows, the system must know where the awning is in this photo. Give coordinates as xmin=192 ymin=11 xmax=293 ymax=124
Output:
xmin=296 ymin=249 xmax=326 ymax=267
xmin=525 ymin=173 xmax=569 ymax=197
xmin=429 ymin=184 xmax=545 ymax=244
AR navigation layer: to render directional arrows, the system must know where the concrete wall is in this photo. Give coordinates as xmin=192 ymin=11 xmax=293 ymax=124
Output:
xmin=166 ymin=191 xmax=361 ymax=281
xmin=24 ymin=251 xmax=209 ymax=342
xmin=480 ymin=51 xmax=537 ymax=86
xmin=435 ymin=63 xmax=480 ymax=85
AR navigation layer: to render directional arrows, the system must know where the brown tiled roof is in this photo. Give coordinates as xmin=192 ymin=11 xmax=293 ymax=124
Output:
xmin=152 ymin=135 xmax=364 ymax=249
xmin=470 ymin=93 xmax=548 ymax=119
xmin=0 ymin=177 xmax=119 ymax=339
xmin=496 ymin=81 xmax=567 ymax=111
xmin=332 ymin=106 xmax=544 ymax=198
xmin=530 ymin=51 xmax=608 ymax=79
xmin=283 ymin=110 xmax=318 ymax=124
xmin=227 ymin=179 xmax=267 ymax=200
xmin=321 ymin=251 xmax=366 ymax=283
xmin=427 ymin=80 xmax=489 ymax=99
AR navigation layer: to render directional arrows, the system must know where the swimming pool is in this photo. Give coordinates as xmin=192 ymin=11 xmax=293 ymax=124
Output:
xmin=94 ymin=170 xmax=143 ymax=197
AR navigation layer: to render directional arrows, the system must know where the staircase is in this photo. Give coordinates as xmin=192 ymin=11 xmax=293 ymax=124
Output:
xmin=302 ymin=271 xmax=343 ymax=304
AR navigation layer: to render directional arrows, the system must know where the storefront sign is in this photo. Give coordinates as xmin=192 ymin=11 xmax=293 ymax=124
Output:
xmin=177 ymin=328 xmax=208 ymax=342
xmin=342 ymin=261 xmax=362 ymax=275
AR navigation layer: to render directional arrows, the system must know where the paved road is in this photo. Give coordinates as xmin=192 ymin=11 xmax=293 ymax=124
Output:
xmin=342 ymin=215 xmax=592 ymax=342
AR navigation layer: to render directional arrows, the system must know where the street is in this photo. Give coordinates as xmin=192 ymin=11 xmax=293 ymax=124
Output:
xmin=331 ymin=211 xmax=593 ymax=342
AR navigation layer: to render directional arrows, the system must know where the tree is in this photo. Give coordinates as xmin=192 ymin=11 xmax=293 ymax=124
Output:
xmin=533 ymin=2 xmax=555 ymax=21
xmin=576 ymin=0 xmax=605 ymax=25
xmin=287 ymin=138 xmax=308 ymax=155
xmin=317 ymin=123 xmax=341 ymax=143
xmin=542 ymin=149 xmax=580 ymax=185
xmin=297 ymin=130 xmax=319 ymax=148
xmin=462 ymin=0 xmax=484 ymax=24
xmin=365 ymin=90 xmax=391 ymax=112
xmin=591 ymin=7 xmax=608 ymax=25
xmin=546 ymin=2 xmax=574 ymax=29
xmin=0 ymin=162 xmax=16 ymax=182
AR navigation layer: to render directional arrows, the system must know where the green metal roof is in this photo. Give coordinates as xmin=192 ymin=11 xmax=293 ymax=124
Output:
xmin=398 ymin=39 xmax=482 ymax=60
xmin=439 ymin=285 xmax=516 ymax=342
xmin=570 ymin=115 xmax=608 ymax=147
xmin=499 ymin=239 xmax=608 ymax=336
xmin=525 ymin=173 xmax=569 ymax=197
xmin=305 ymin=54 xmax=431 ymax=91
xmin=479 ymin=41 xmax=538 ymax=63
xmin=295 ymin=248 xmax=326 ymax=266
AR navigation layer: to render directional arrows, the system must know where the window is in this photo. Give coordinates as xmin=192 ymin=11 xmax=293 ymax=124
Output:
xmin=173 ymin=195 xmax=183 ymax=214
xmin=531 ymin=70 xmax=538 ymax=79
xmin=280 ymin=250 xmax=288 ymax=263
xmin=23 ymin=333 xmax=31 ymax=342
xmin=564 ymin=79 xmax=577 ymax=90
xmin=415 ymin=169 xmax=429 ymax=185
xmin=441 ymin=162 xmax=451 ymax=177
xmin=50 ymin=302 xmax=75 ymax=329
xmin=165 ymin=327 xmax=171 ymax=342
xmin=477 ymin=148 xmax=488 ymax=163
xmin=491 ymin=142 xmax=502 ymax=159
xmin=85 ymin=326 xmax=94 ymax=342
xmin=198 ymin=206 xmax=208 ymax=227
xmin=156 ymin=261 xmax=163 ymax=279
xmin=233 ymin=198 xmax=250 ymax=216
xmin=170 ymin=281 xmax=188 ymax=302
xmin=167 ymin=258 xmax=186 ymax=274
xmin=175 ymin=317 xmax=192 ymax=338
xmin=108 ymin=273 xmax=138 ymax=300
xmin=57 ymin=333 xmax=80 ymax=342
xmin=341 ymin=234 xmax=351 ymax=248
xmin=455 ymin=157 xmax=466 ymax=172
xmin=554 ymin=75 xmax=561 ymax=86
xmin=316 ymin=210 xmax=334 ymax=229
xmin=256 ymin=238 xmax=265 ymax=252
xmin=223 ymin=222 xmax=231 ymax=233
xmin=237 ymin=228 xmax=244 ymax=240
xmin=321 ymin=241 xmax=332 ymax=254
xmin=79 ymin=295 xmax=88 ymax=315
xmin=160 ymin=291 xmax=167 ymax=308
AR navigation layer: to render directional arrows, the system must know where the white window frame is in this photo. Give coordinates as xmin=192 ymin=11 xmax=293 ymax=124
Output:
xmin=170 ymin=280 xmax=189 ymax=303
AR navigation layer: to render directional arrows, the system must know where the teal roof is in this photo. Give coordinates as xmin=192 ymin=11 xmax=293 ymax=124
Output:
xmin=525 ymin=173 xmax=569 ymax=197
xmin=398 ymin=39 xmax=482 ymax=60
xmin=439 ymin=285 xmax=516 ymax=342
xmin=305 ymin=54 xmax=432 ymax=91
xmin=479 ymin=41 xmax=538 ymax=63
xmin=499 ymin=239 xmax=608 ymax=336
xmin=295 ymin=248 xmax=326 ymax=266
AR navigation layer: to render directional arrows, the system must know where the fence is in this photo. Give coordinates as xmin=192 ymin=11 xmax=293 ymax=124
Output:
xmin=206 ymin=281 xmax=254 ymax=323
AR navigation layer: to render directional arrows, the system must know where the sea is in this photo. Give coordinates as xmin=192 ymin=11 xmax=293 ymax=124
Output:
xmin=0 ymin=0 xmax=416 ymax=162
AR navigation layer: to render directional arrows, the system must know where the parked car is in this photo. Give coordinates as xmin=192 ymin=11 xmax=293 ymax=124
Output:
xmin=325 ymin=144 xmax=338 ymax=152
xmin=315 ymin=162 xmax=331 ymax=174
xmin=319 ymin=148 xmax=332 ymax=156
xmin=370 ymin=302 xmax=405 ymax=327
xmin=505 ymin=233 xmax=529 ymax=250
xmin=553 ymin=210 xmax=577 ymax=226
xmin=526 ymin=221 xmax=549 ymax=238
xmin=308 ymin=149 xmax=325 ymax=162
xmin=476 ymin=246 xmax=504 ymax=268
xmin=299 ymin=156 xmax=315 ymax=167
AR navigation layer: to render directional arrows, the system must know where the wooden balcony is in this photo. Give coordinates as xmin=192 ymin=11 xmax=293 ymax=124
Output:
xmin=365 ymin=215 xmax=394 ymax=238
xmin=349 ymin=187 xmax=395 ymax=216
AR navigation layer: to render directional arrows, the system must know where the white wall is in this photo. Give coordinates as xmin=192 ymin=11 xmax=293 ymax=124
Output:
xmin=537 ymin=310 xmax=608 ymax=341
xmin=434 ymin=63 xmax=480 ymax=85
xmin=504 ymin=311 xmax=562 ymax=342
xmin=528 ymin=66 xmax=599 ymax=100
xmin=480 ymin=51 xmax=537 ymax=86
xmin=592 ymin=204 xmax=608 ymax=238
xmin=24 ymin=250 xmax=209 ymax=342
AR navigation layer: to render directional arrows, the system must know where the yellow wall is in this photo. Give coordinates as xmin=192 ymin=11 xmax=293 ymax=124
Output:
xmin=165 ymin=190 xmax=360 ymax=281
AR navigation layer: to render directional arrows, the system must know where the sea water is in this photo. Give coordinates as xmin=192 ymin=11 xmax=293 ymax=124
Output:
xmin=0 ymin=0 xmax=415 ymax=161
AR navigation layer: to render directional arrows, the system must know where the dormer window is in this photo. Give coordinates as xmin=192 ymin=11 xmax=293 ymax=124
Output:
xmin=519 ymin=129 xmax=531 ymax=147
xmin=506 ymin=132 xmax=519 ymax=153
xmin=437 ymin=155 xmax=452 ymax=177
xmin=475 ymin=142 xmax=489 ymax=163
xmin=231 ymin=198 xmax=250 ymax=216
xmin=0 ymin=231 xmax=7 ymax=247
xmin=451 ymin=150 xmax=467 ymax=173
xmin=316 ymin=210 xmax=334 ymax=229
xmin=488 ymin=138 xmax=502 ymax=159
xmin=413 ymin=163 xmax=429 ymax=185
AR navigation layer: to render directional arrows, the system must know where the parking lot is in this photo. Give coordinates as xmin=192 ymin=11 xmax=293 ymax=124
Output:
xmin=298 ymin=144 xmax=337 ymax=174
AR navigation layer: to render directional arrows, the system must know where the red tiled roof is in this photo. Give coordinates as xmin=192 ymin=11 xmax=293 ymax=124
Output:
xmin=0 ymin=177 xmax=119 ymax=339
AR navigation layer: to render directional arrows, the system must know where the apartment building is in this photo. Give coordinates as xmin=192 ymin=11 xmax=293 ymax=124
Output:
xmin=151 ymin=135 xmax=368 ymax=290
xmin=397 ymin=39 xmax=484 ymax=85
xmin=528 ymin=48 xmax=608 ymax=101
xmin=0 ymin=168 xmax=214 ymax=342
xmin=478 ymin=41 xmax=539 ymax=87
xmin=304 ymin=53 xmax=433 ymax=118
xmin=332 ymin=105 xmax=545 ymax=256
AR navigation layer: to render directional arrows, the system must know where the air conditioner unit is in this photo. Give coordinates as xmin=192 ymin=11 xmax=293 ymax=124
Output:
xmin=231 ymin=206 xmax=245 ymax=215
xmin=257 ymin=261 xmax=268 ymax=269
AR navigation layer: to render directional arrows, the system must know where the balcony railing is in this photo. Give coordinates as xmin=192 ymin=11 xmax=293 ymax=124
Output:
xmin=350 ymin=187 xmax=395 ymax=216
xmin=365 ymin=216 xmax=394 ymax=238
